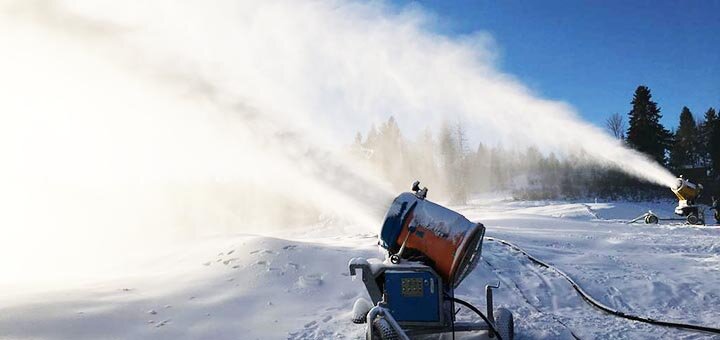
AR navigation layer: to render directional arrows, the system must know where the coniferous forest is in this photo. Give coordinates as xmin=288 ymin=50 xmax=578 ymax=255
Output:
xmin=351 ymin=85 xmax=720 ymax=203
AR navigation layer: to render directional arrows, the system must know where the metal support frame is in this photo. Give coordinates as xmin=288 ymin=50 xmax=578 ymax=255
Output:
xmin=366 ymin=305 xmax=411 ymax=340
xmin=351 ymin=257 xmax=497 ymax=339
xmin=485 ymin=282 xmax=500 ymax=337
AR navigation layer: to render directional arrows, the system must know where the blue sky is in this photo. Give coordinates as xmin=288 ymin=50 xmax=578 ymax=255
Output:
xmin=390 ymin=0 xmax=720 ymax=130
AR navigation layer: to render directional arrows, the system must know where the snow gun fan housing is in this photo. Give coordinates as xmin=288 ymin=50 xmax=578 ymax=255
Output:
xmin=672 ymin=177 xmax=703 ymax=218
xmin=378 ymin=186 xmax=485 ymax=288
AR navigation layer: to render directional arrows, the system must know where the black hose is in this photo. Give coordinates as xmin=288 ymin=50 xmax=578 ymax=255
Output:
xmin=486 ymin=237 xmax=720 ymax=335
xmin=445 ymin=295 xmax=503 ymax=340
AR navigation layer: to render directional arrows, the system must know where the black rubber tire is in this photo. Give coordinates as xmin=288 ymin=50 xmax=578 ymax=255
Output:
xmin=687 ymin=214 xmax=699 ymax=225
xmin=370 ymin=317 xmax=399 ymax=340
xmin=495 ymin=308 xmax=514 ymax=340
xmin=645 ymin=214 xmax=659 ymax=224
xmin=352 ymin=298 xmax=372 ymax=324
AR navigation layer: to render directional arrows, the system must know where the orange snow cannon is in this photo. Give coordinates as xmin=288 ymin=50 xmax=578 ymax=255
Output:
xmin=378 ymin=181 xmax=485 ymax=287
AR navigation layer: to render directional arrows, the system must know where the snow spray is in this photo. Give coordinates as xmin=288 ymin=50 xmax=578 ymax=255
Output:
xmin=8 ymin=0 xmax=672 ymax=189
xmin=0 ymin=1 xmax=676 ymax=280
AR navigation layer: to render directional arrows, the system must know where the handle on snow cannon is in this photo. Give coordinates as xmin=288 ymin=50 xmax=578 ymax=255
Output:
xmin=378 ymin=181 xmax=485 ymax=288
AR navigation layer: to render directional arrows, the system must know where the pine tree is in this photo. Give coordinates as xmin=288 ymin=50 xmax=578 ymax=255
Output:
xmin=354 ymin=132 xmax=363 ymax=145
xmin=699 ymin=107 xmax=718 ymax=167
xmin=437 ymin=121 xmax=466 ymax=203
xmin=471 ymin=143 xmax=491 ymax=192
xmin=377 ymin=116 xmax=405 ymax=187
xmin=626 ymin=86 xmax=671 ymax=164
xmin=709 ymin=115 xmax=720 ymax=176
xmin=365 ymin=123 xmax=379 ymax=150
xmin=453 ymin=122 xmax=469 ymax=203
xmin=669 ymin=107 xmax=700 ymax=169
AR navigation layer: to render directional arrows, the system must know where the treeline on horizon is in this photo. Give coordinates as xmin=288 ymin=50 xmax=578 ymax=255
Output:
xmin=350 ymin=85 xmax=720 ymax=204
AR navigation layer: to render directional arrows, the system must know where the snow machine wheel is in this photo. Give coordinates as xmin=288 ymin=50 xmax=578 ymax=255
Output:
xmin=687 ymin=214 xmax=700 ymax=225
xmin=352 ymin=298 xmax=373 ymax=324
xmin=495 ymin=308 xmax=514 ymax=340
xmin=369 ymin=317 xmax=399 ymax=340
xmin=645 ymin=214 xmax=659 ymax=224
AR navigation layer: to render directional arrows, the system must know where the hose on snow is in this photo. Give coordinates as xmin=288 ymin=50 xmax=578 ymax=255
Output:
xmin=485 ymin=237 xmax=720 ymax=336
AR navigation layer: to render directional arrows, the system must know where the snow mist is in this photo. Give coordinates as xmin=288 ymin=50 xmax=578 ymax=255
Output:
xmin=0 ymin=1 xmax=675 ymax=282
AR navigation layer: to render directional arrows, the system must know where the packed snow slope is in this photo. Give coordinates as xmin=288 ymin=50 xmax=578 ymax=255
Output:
xmin=2 ymin=198 xmax=719 ymax=340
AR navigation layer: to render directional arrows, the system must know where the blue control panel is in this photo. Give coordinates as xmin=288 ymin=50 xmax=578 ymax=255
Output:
xmin=384 ymin=270 xmax=440 ymax=322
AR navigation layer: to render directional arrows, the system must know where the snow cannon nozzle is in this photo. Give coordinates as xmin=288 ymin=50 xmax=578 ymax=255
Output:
xmin=411 ymin=180 xmax=428 ymax=200
xmin=671 ymin=176 xmax=703 ymax=201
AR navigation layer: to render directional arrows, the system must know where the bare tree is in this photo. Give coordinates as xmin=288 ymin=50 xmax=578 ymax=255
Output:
xmin=605 ymin=113 xmax=626 ymax=140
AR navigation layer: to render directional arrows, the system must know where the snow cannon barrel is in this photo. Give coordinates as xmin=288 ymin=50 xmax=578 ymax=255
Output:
xmin=378 ymin=191 xmax=485 ymax=288
xmin=671 ymin=177 xmax=703 ymax=202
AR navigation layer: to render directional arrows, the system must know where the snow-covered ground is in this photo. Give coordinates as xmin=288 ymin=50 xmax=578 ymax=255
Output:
xmin=2 ymin=198 xmax=720 ymax=339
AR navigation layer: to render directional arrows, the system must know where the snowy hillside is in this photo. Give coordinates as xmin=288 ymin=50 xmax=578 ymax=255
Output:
xmin=2 ymin=198 xmax=719 ymax=339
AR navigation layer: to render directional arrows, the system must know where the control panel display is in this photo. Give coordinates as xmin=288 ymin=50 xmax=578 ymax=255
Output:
xmin=400 ymin=278 xmax=424 ymax=297
xmin=385 ymin=270 xmax=440 ymax=322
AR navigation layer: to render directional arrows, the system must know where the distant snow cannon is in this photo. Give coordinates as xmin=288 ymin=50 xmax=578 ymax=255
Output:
xmin=671 ymin=176 xmax=705 ymax=225
xmin=348 ymin=181 xmax=514 ymax=340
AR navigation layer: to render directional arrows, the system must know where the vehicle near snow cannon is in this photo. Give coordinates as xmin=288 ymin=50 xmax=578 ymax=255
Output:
xmin=348 ymin=181 xmax=514 ymax=340
xmin=671 ymin=176 xmax=705 ymax=225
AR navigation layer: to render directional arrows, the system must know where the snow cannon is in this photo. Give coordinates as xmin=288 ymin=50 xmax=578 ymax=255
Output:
xmin=348 ymin=181 xmax=514 ymax=340
xmin=378 ymin=182 xmax=484 ymax=288
xmin=671 ymin=176 xmax=705 ymax=225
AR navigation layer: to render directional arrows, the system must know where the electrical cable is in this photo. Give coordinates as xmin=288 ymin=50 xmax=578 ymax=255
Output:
xmin=486 ymin=237 xmax=720 ymax=336
xmin=450 ymin=288 xmax=455 ymax=340
xmin=445 ymin=295 xmax=503 ymax=340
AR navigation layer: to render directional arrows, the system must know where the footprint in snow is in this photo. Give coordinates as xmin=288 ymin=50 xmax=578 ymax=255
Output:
xmin=223 ymin=258 xmax=238 ymax=265
xmin=155 ymin=319 xmax=171 ymax=328
xmin=227 ymin=249 xmax=235 ymax=255
xmin=298 ymin=274 xmax=323 ymax=288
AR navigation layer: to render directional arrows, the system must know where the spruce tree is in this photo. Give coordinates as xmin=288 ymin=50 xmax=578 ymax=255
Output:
xmin=438 ymin=121 xmax=463 ymax=202
xmin=699 ymin=107 xmax=718 ymax=167
xmin=709 ymin=114 xmax=720 ymax=176
xmin=626 ymin=86 xmax=671 ymax=164
xmin=669 ymin=106 xmax=699 ymax=169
